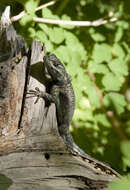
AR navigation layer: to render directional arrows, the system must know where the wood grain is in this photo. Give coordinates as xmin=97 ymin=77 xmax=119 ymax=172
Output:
xmin=0 ymin=24 xmax=120 ymax=190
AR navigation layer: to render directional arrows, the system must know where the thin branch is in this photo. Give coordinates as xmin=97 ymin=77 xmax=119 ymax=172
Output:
xmin=88 ymin=72 xmax=104 ymax=106
xmin=88 ymin=72 xmax=128 ymax=141
xmin=10 ymin=0 xmax=118 ymax=27
xmin=32 ymin=17 xmax=118 ymax=27
xmin=106 ymin=111 xmax=128 ymax=141
xmin=11 ymin=1 xmax=55 ymax=22
xmin=11 ymin=11 xmax=25 ymax=22
xmin=35 ymin=1 xmax=55 ymax=11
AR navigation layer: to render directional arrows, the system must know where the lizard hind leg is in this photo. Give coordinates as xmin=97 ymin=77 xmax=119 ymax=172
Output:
xmin=58 ymin=124 xmax=73 ymax=144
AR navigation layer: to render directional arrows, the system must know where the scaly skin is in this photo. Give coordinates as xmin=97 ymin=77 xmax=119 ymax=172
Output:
xmin=30 ymin=54 xmax=75 ymax=145
xmin=28 ymin=54 xmax=120 ymax=177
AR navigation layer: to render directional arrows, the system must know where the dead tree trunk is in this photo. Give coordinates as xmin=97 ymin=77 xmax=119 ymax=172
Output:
xmin=0 ymin=10 xmax=120 ymax=190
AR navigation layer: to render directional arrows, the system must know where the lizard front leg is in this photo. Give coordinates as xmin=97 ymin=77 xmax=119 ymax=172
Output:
xmin=28 ymin=86 xmax=59 ymax=104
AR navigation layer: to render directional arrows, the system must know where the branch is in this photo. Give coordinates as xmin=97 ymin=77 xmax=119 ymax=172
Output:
xmin=10 ymin=1 xmax=118 ymax=27
xmin=88 ymin=72 xmax=128 ymax=141
xmin=11 ymin=1 xmax=55 ymax=22
xmin=32 ymin=17 xmax=117 ymax=27
xmin=88 ymin=72 xmax=104 ymax=106
xmin=106 ymin=111 xmax=128 ymax=141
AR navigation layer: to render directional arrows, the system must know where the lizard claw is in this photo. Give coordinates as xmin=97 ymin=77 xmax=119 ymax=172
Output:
xmin=28 ymin=87 xmax=40 ymax=95
xmin=27 ymin=87 xmax=42 ymax=104
xmin=28 ymin=90 xmax=36 ymax=94
xmin=34 ymin=96 xmax=40 ymax=104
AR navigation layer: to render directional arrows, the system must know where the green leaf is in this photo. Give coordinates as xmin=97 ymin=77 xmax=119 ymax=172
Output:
xmin=116 ymin=21 xmax=129 ymax=29
xmin=92 ymin=43 xmax=112 ymax=63
xmin=121 ymin=141 xmax=130 ymax=158
xmin=20 ymin=14 xmax=33 ymax=26
xmin=60 ymin=14 xmax=75 ymax=29
xmin=91 ymin=33 xmax=106 ymax=42
xmin=79 ymin=97 xmax=91 ymax=109
xmin=72 ymin=71 xmax=100 ymax=107
xmin=35 ymin=30 xmax=47 ymax=43
xmin=104 ymin=93 xmax=127 ymax=114
xmin=42 ymin=7 xmax=59 ymax=19
xmin=53 ymin=46 xmax=70 ymax=63
xmin=42 ymin=7 xmax=52 ymax=18
xmin=122 ymin=42 xmax=130 ymax=54
xmin=64 ymin=31 xmax=87 ymax=60
xmin=45 ymin=41 xmax=54 ymax=52
xmin=94 ymin=113 xmax=111 ymax=127
xmin=121 ymin=141 xmax=130 ymax=168
xmin=24 ymin=0 xmax=39 ymax=14
xmin=48 ymin=27 xmax=64 ymax=44
xmin=80 ymin=0 xmax=87 ymax=6
xmin=108 ymin=179 xmax=130 ymax=190
xmin=72 ymin=77 xmax=83 ymax=106
xmin=38 ymin=23 xmax=49 ymax=35
xmin=28 ymin=27 xmax=36 ymax=38
xmin=108 ymin=58 xmax=128 ymax=76
xmin=115 ymin=27 xmax=123 ymax=42
xmin=74 ymin=73 xmax=100 ymax=108
xmin=0 ymin=174 xmax=13 ymax=190
xmin=66 ymin=52 xmax=82 ymax=76
xmin=102 ymin=73 xmax=122 ymax=91
xmin=105 ymin=23 xmax=116 ymax=30
xmin=74 ymin=108 xmax=93 ymax=121
xmin=88 ymin=61 xmax=109 ymax=74
xmin=89 ymin=28 xmax=95 ymax=34
xmin=64 ymin=31 xmax=79 ymax=46
xmin=35 ymin=29 xmax=54 ymax=52
xmin=86 ymin=83 xmax=101 ymax=108
xmin=112 ymin=43 xmax=125 ymax=58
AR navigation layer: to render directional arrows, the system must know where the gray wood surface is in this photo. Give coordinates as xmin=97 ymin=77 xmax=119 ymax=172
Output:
xmin=0 ymin=21 xmax=120 ymax=190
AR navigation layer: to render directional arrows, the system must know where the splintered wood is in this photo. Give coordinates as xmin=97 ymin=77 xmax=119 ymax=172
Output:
xmin=0 ymin=7 xmax=120 ymax=190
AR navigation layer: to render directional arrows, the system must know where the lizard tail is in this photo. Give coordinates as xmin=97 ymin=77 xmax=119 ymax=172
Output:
xmin=64 ymin=132 xmax=94 ymax=159
xmin=72 ymin=142 xmax=94 ymax=159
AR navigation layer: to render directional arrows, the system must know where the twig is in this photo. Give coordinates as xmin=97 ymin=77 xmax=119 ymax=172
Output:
xmin=106 ymin=111 xmax=128 ymax=141
xmin=11 ymin=1 xmax=55 ymax=22
xmin=10 ymin=0 xmax=118 ymax=27
xmin=32 ymin=17 xmax=118 ymax=27
xmin=35 ymin=1 xmax=55 ymax=11
xmin=88 ymin=72 xmax=128 ymax=141
xmin=88 ymin=72 xmax=104 ymax=106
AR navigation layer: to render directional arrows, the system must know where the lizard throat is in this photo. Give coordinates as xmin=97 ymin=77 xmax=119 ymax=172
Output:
xmin=55 ymin=77 xmax=72 ymax=87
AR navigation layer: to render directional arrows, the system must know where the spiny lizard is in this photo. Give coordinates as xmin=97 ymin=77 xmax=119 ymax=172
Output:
xmin=28 ymin=54 xmax=120 ymax=177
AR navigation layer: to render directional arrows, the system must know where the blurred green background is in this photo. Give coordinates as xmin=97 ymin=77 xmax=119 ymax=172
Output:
xmin=1 ymin=0 xmax=130 ymax=188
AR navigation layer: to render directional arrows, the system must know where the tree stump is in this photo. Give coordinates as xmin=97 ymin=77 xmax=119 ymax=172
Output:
xmin=0 ymin=11 xmax=120 ymax=190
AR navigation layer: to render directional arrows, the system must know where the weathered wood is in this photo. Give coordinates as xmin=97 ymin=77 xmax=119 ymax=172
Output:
xmin=0 ymin=8 xmax=120 ymax=190
xmin=0 ymin=152 xmax=115 ymax=190
xmin=0 ymin=24 xmax=27 ymax=142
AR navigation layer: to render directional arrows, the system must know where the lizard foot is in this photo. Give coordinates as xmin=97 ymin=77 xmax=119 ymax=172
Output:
xmin=27 ymin=87 xmax=43 ymax=104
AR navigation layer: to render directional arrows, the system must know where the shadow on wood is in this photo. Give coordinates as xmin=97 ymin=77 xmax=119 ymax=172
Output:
xmin=0 ymin=16 xmax=120 ymax=190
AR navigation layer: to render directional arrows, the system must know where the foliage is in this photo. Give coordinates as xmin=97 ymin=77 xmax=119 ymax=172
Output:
xmin=108 ymin=141 xmax=130 ymax=189
xmin=108 ymin=178 xmax=130 ymax=190
xmin=1 ymin=0 xmax=130 ymax=183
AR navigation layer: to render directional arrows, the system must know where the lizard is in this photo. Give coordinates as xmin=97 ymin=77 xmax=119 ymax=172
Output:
xmin=28 ymin=53 xmax=121 ymax=177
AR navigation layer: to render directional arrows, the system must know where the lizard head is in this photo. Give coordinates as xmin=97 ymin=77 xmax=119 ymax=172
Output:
xmin=44 ymin=54 xmax=69 ymax=84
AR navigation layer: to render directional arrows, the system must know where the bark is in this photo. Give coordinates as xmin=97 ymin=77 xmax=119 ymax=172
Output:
xmin=0 ymin=18 xmax=120 ymax=190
